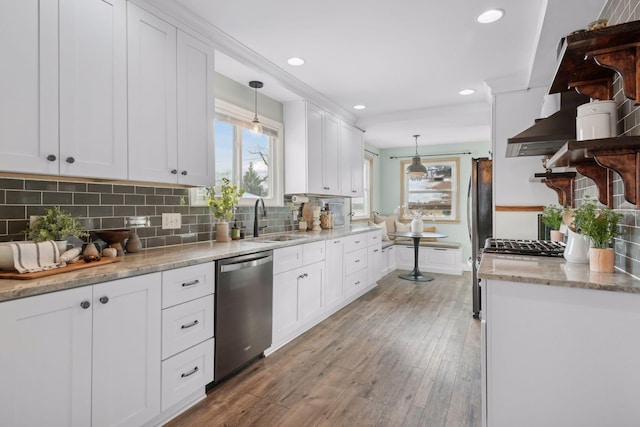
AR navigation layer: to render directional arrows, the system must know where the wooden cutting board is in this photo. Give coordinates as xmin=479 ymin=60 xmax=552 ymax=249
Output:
xmin=301 ymin=201 xmax=314 ymax=229
xmin=0 ymin=257 xmax=121 ymax=280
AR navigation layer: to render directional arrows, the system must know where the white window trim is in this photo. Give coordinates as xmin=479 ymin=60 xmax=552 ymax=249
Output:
xmin=351 ymin=155 xmax=373 ymax=221
xmin=198 ymin=98 xmax=284 ymax=207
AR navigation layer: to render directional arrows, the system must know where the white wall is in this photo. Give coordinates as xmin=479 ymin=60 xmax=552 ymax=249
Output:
xmin=214 ymin=72 xmax=283 ymax=123
xmin=492 ymin=87 xmax=558 ymax=238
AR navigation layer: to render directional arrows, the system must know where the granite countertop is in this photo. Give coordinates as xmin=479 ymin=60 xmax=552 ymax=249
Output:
xmin=0 ymin=226 xmax=377 ymax=303
xmin=478 ymin=253 xmax=640 ymax=294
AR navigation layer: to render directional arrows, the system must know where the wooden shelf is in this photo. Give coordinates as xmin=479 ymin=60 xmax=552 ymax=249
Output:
xmin=533 ymin=172 xmax=577 ymax=207
xmin=550 ymin=20 xmax=640 ymax=101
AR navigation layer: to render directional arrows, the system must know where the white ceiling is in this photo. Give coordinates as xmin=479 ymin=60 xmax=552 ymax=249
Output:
xmin=175 ymin=0 xmax=606 ymax=149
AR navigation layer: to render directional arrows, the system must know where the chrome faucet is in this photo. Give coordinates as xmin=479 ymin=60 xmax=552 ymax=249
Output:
xmin=253 ymin=198 xmax=267 ymax=237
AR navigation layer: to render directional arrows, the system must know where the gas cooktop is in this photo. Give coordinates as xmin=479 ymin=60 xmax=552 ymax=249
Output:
xmin=483 ymin=238 xmax=566 ymax=257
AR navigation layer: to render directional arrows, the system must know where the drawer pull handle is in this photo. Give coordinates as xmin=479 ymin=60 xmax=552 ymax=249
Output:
xmin=181 ymin=366 xmax=199 ymax=378
xmin=80 ymin=301 xmax=90 ymax=309
xmin=181 ymin=320 xmax=199 ymax=329
xmin=298 ymin=273 xmax=308 ymax=279
xmin=355 ymin=259 xmax=360 ymax=263
xmin=355 ymin=240 xmax=360 ymax=244
xmin=373 ymin=249 xmax=379 ymax=253
xmin=355 ymin=281 xmax=360 ymax=285
xmin=434 ymin=248 xmax=447 ymax=251
xmin=182 ymin=279 xmax=200 ymax=287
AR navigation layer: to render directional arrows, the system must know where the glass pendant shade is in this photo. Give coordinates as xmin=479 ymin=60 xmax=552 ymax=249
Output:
xmin=407 ymin=135 xmax=426 ymax=181
xmin=249 ymin=80 xmax=263 ymax=134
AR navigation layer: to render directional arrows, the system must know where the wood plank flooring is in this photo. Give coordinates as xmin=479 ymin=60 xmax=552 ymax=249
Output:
xmin=165 ymin=271 xmax=481 ymax=427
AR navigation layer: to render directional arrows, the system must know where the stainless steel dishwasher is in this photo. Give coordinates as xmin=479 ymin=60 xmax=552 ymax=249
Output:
xmin=214 ymin=251 xmax=273 ymax=383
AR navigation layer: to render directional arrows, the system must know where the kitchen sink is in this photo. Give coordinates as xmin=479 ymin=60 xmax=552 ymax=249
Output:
xmin=253 ymin=234 xmax=309 ymax=243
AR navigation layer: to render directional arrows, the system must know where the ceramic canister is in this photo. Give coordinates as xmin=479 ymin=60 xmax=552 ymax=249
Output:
xmin=576 ymin=113 xmax=610 ymax=141
xmin=577 ymin=100 xmax=617 ymax=139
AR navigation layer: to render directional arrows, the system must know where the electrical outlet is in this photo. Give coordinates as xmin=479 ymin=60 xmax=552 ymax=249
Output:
xmin=162 ymin=213 xmax=182 ymax=230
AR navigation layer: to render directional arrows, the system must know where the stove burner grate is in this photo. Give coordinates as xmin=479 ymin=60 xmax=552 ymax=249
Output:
xmin=483 ymin=238 xmax=566 ymax=257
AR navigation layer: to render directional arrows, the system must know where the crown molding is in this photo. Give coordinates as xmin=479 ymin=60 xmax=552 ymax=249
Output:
xmin=129 ymin=0 xmax=357 ymax=124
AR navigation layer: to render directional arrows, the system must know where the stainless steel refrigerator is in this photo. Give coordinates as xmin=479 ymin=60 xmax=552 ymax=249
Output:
xmin=468 ymin=158 xmax=493 ymax=318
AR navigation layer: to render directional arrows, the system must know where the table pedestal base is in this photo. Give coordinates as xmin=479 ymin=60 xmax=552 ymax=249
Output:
xmin=399 ymin=269 xmax=434 ymax=282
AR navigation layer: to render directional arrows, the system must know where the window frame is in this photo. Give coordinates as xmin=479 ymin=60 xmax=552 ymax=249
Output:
xmin=191 ymin=99 xmax=284 ymax=208
xmin=351 ymin=154 xmax=373 ymax=221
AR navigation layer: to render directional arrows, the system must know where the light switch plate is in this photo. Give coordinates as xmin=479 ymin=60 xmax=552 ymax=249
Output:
xmin=162 ymin=213 xmax=181 ymax=230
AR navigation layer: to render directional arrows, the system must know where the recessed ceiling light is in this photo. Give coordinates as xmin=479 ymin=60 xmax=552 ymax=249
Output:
xmin=477 ymin=9 xmax=504 ymax=24
xmin=459 ymin=89 xmax=475 ymax=96
xmin=287 ymin=57 xmax=305 ymax=66
xmin=353 ymin=105 xmax=366 ymax=110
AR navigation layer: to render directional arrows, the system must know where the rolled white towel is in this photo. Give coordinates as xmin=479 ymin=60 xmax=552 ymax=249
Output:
xmin=9 ymin=241 xmax=65 ymax=273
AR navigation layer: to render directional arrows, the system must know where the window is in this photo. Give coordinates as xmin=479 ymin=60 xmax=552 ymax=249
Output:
xmin=400 ymin=157 xmax=459 ymax=222
xmin=351 ymin=155 xmax=373 ymax=220
xmin=191 ymin=99 xmax=283 ymax=207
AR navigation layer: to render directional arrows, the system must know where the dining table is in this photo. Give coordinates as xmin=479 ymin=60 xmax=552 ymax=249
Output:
xmin=388 ymin=231 xmax=448 ymax=282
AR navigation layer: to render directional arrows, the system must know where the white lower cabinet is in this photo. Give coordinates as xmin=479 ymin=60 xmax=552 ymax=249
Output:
xmin=325 ymin=238 xmax=345 ymax=310
xmin=271 ymin=242 xmax=326 ymax=349
xmin=396 ymin=244 xmax=462 ymax=275
xmin=0 ymin=273 xmax=162 ymax=427
xmin=381 ymin=245 xmax=396 ymax=276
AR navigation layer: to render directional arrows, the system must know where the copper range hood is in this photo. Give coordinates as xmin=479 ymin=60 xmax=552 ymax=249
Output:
xmin=506 ymin=91 xmax=590 ymax=157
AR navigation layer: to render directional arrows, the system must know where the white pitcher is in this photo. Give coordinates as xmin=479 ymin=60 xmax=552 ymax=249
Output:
xmin=563 ymin=228 xmax=590 ymax=263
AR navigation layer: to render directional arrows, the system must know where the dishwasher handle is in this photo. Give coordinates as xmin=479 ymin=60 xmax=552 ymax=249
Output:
xmin=219 ymin=255 xmax=273 ymax=273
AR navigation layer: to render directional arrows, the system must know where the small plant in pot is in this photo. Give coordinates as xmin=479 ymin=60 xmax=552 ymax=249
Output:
xmin=22 ymin=206 xmax=88 ymax=252
xmin=205 ymin=178 xmax=244 ymax=242
xmin=541 ymin=205 xmax=564 ymax=241
xmin=574 ymin=197 xmax=622 ymax=273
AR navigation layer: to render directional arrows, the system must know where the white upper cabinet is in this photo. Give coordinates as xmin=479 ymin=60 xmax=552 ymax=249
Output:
xmin=128 ymin=4 xmax=215 ymax=186
xmin=340 ymin=122 xmax=364 ymax=197
xmin=0 ymin=0 xmax=58 ymax=175
xmin=59 ymin=0 xmax=127 ymax=179
xmin=176 ymin=30 xmax=215 ymax=186
xmin=284 ymin=100 xmax=341 ymax=196
xmin=127 ymin=4 xmax=178 ymax=184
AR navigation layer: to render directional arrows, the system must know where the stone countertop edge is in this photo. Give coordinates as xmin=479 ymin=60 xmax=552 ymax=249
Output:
xmin=0 ymin=226 xmax=378 ymax=303
xmin=478 ymin=253 xmax=640 ymax=294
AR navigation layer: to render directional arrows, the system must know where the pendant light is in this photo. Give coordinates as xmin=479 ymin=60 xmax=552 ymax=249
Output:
xmin=249 ymin=81 xmax=263 ymax=134
xmin=407 ymin=135 xmax=427 ymax=181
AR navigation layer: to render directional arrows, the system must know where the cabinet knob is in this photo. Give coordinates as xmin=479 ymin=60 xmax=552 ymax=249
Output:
xmin=181 ymin=170 xmax=188 ymax=176
xmin=66 ymin=156 xmax=75 ymax=164
xmin=46 ymin=154 xmax=57 ymax=162
xmin=323 ymin=186 xmax=330 ymax=190
xmin=99 ymin=296 xmax=109 ymax=304
xmin=80 ymin=301 xmax=91 ymax=309
xmin=171 ymin=169 xmax=178 ymax=175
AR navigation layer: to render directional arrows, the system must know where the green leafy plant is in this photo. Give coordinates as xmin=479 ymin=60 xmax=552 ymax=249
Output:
xmin=22 ymin=207 xmax=89 ymax=242
xmin=205 ymin=178 xmax=244 ymax=221
xmin=541 ymin=205 xmax=563 ymax=230
xmin=573 ymin=197 xmax=622 ymax=248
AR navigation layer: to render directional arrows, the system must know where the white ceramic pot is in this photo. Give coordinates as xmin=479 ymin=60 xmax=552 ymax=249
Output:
xmin=563 ymin=228 xmax=590 ymax=264
xmin=411 ymin=217 xmax=424 ymax=233
xmin=216 ymin=221 xmax=230 ymax=242
xmin=577 ymin=100 xmax=617 ymax=137
xmin=576 ymin=112 xmax=610 ymax=140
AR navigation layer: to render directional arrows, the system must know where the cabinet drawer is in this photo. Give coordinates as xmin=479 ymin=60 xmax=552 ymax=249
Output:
xmin=161 ymin=338 xmax=214 ymax=411
xmin=162 ymin=262 xmax=214 ymax=308
xmin=345 ymin=268 xmax=368 ymax=297
xmin=344 ymin=234 xmax=366 ymax=253
xmin=367 ymin=230 xmax=382 ymax=247
xmin=162 ymin=294 xmax=214 ymax=359
xmin=273 ymin=245 xmax=303 ymax=274
xmin=345 ymin=248 xmax=367 ymax=276
xmin=424 ymin=248 xmax=457 ymax=267
xmin=303 ymin=240 xmax=325 ymax=265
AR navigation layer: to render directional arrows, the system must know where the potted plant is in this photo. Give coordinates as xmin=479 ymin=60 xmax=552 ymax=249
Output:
xmin=541 ymin=205 xmax=564 ymax=241
xmin=575 ymin=197 xmax=622 ymax=273
xmin=205 ymin=178 xmax=244 ymax=242
xmin=22 ymin=206 xmax=88 ymax=252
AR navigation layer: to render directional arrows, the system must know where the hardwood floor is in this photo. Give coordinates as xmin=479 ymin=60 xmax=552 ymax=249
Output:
xmin=166 ymin=271 xmax=481 ymax=427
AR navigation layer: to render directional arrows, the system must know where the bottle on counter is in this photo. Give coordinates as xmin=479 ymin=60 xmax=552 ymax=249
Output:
xmin=231 ymin=220 xmax=240 ymax=240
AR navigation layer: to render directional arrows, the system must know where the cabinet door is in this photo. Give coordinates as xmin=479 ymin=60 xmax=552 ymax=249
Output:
xmin=299 ymin=261 xmax=325 ymax=323
xmin=0 ymin=287 xmax=93 ymax=427
xmin=367 ymin=245 xmax=382 ymax=285
xmin=322 ymin=112 xmax=341 ymax=195
xmin=0 ymin=0 xmax=58 ymax=175
xmin=59 ymin=0 xmax=127 ymax=179
xmin=340 ymin=122 xmax=364 ymax=196
xmin=305 ymin=102 xmax=325 ymax=193
xmin=325 ymin=238 xmax=345 ymax=309
xmin=272 ymin=268 xmax=301 ymax=344
xmin=177 ymin=30 xmax=215 ymax=186
xmin=127 ymin=3 xmax=178 ymax=184
xmin=92 ymin=273 xmax=162 ymax=427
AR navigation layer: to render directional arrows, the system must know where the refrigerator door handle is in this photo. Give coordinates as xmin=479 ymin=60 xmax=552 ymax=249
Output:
xmin=467 ymin=175 xmax=473 ymax=243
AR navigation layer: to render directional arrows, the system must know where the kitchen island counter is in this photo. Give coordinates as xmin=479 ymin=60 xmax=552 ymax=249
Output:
xmin=0 ymin=226 xmax=377 ymax=303
xmin=478 ymin=252 xmax=640 ymax=294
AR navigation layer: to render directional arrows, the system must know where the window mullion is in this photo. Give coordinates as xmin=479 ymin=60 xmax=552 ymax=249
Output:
xmin=234 ymin=126 xmax=243 ymax=187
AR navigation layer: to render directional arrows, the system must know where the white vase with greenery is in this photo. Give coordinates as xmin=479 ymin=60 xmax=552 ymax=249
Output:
xmin=205 ymin=178 xmax=244 ymax=242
